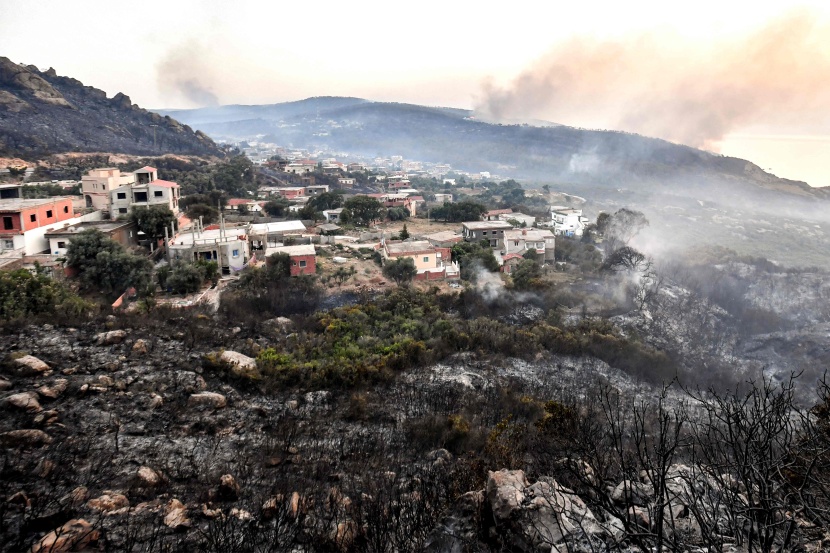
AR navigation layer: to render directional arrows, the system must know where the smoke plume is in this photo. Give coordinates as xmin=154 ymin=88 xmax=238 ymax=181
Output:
xmin=475 ymin=11 xmax=830 ymax=149
xmin=157 ymin=40 xmax=220 ymax=107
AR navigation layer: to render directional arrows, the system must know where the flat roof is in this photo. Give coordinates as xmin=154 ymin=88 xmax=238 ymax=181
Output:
xmin=44 ymin=220 xmax=133 ymax=237
xmin=423 ymin=230 xmax=462 ymax=243
xmin=504 ymin=229 xmax=554 ymax=240
xmin=461 ymin=221 xmax=512 ymax=230
xmin=250 ymin=221 xmax=307 ymax=234
xmin=268 ymin=244 xmax=316 ymax=256
xmin=0 ymin=197 xmax=73 ymax=212
xmin=385 ymin=240 xmax=434 ymax=255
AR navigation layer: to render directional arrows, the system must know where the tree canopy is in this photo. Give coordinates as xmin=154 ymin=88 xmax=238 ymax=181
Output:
xmin=129 ymin=206 xmax=176 ymax=242
xmin=344 ymin=196 xmax=385 ymax=227
xmin=66 ymin=229 xmax=153 ymax=299
xmin=382 ymin=257 xmax=417 ymax=287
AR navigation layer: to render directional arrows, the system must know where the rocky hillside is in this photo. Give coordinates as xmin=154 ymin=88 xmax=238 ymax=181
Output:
xmin=0 ymin=58 xmax=223 ymax=159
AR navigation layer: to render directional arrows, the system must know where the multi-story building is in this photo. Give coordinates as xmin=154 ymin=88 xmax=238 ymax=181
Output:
xmin=461 ymin=221 xmax=512 ymax=248
xmin=81 ymin=168 xmax=135 ymax=211
xmin=501 ymin=228 xmax=556 ymax=262
xmin=44 ymin=220 xmax=138 ymax=256
xmin=168 ymin=226 xmax=250 ymax=274
xmin=109 ymin=167 xmax=180 ymax=219
xmin=0 ymin=197 xmax=83 ymax=254
xmin=549 ymin=207 xmax=589 ymax=237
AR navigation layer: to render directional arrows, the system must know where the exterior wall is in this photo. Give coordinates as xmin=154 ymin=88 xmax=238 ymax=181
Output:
xmin=82 ymin=169 xmax=134 ymax=211
xmin=388 ymin=252 xmax=438 ymax=271
xmin=110 ymin=184 xmax=179 ymax=219
xmin=463 ymin=228 xmax=506 ymax=247
xmin=289 ymin=254 xmax=316 ymax=276
xmin=275 ymin=188 xmax=305 ymax=199
xmin=170 ymin=238 xmax=249 ymax=273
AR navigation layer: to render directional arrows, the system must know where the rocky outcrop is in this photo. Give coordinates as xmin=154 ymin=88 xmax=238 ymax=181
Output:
xmin=218 ymin=350 xmax=259 ymax=378
xmin=96 ymin=330 xmax=127 ymax=345
xmin=12 ymin=354 xmax=50 ymax=375
xmin=0 ymin=56 xmax=222 ymax=158
xmin=0 ymin=429 xmax=52 ymax=447
xmin=4 ymin=391 xmax=42 ymax=412
xmin=187 ymin=391 xmax=227 ymax=409
xmin=164 ymin=499 xmax=191 ymax=530
xmin=30 ymin=519 xmax=99 ymax=553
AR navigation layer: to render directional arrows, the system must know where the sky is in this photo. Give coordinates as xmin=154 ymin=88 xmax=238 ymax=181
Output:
xmin=2 ymin=0 xmax=829 ymax=186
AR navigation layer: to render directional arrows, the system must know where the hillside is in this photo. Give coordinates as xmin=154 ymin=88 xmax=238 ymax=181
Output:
xmin=161 ymin=97 xmax=827 ymax=200
xmin=0 ymin=57 xmax=223 ymax=159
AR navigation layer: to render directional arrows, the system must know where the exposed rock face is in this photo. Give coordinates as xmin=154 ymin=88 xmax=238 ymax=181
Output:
xmin=96 ymin=330 xmax=127 ymax=345
xmin=0 ymin=56 xmax=222 ymax=158
xmin=164 ymin=499 xmax=191 ymax=529
xmin=216 ymin=473 xmax=240 ymax=501
xmin=87 ymin=491 xmax=129 ymax=512
xmin=137 ymin=466 xmax=162 ymax=487
xmin=37 ymin=378 xmax=68 ymax=399
xmin=0 ymin=429 xmax=52 ymax=447
xmin=30 ymin=519 xmax=99 ymax=553
xmin=486 ymin=469 xmax=529 ymax=520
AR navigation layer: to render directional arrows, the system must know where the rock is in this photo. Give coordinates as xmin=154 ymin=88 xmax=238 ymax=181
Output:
xmin=331 ymin=520 xmax=357 ymax=552
xmin=262 ymin=496 xmax=283 ymax=519
xmin=217 ymin=474 xmax=240 ymax=501
xmin=230 ymin=507 xmax=252 ymax=520
xmin=289 ymin=492 xmax=303 ymax=517
xmin=35 ymin=459 xmax=55 ymax=478
xmin=611 ymin=479 xmax=653 ymax=506
xmin=5 ymin=392 xmax=42 ymax=412
xmin=304 ymin=390 xmax=331 ymax=405
xmin=131 ymin=339 xmax=148 ymax=354
xmin=8 ymin=490 xmax=29 ymax=507
xmin=33 ymin=410 xmax=59 ymax=425
xmin=164 ymin=499 xmax=191 ymax=529
xmin=201 ymin=504 xmax=222 ymax=518
xmin=87 ymin=492 xmax=129 ymax=512
xmin=148 ymin=393 xmax=163 ymax=409
xmin=627 ymin=506 xmax=650 ymax=530
xmin=486 ymin=469 xmax=529 ymax=521
xmin=13 ymin=354 xmax=50 ymax=374
xmin=0 ymin=377 xmax=11 ymax=391
xmin=37 ymin=378 xmax=68 ymax=399
xmin=67 ymin=486 xmax=89 ymax=507
xmin=137 ymin=466 xmax=162 ymax=487
xmin=0 ymin=429 xmax=52 ymax=447
xmin=188 ymin=392 xmax=227 ymax=409
xmin=96 ymin=330 xmax=127 ymax=345
xmin=219 ymin=350 xmax=259 ymax=379
xmin=31 ymin=519 xmax=99 ymax=553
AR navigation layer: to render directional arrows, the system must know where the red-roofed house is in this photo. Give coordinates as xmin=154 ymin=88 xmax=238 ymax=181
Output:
xmin=227 ymin=199 xmax=264 ymax=213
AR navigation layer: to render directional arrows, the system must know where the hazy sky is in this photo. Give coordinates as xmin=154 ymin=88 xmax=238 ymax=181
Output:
xmin=2 ymin=1 xmax=829 ymax=185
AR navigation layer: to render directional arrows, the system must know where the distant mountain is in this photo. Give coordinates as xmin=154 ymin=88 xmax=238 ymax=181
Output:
xmin=162 ymin=97 xmax=827 ymax=202
xmin=0 ymin=57 xmax=222 ymax=159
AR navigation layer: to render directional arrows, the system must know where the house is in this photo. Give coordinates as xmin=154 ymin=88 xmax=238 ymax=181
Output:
xmin=284 ymin=160 xmax=317 ymax=174
xmin=268 ymin=244 xmax=316 ymax=276
xmin=318 ymin=223 xmax=341 ymax=235
xmin=337 ymin=178 xmax=356 ymax=189
xmin=461 ymin=221 xmax=512 ymax=248
xmin=248 ymin=221 xmax=307 ymax=250
xmin=0 ymin=197 xmax=85 ymax=254
xmin=322 ymin=208 xmax=344 ymax=223
xmin=44 ymin=220 xmax=138 ymax=256
xmin=226 ymin=199 xmax=263 ymax=213
xmin=422 ymin=230 xmax=463 ymax=248
xmin=382 ymin=239 xmax=459 ymax=280
xmin=347 ymin=163 xmax=366 ymax=173
xmin=304 ymin=185 xmax=330 ymax=196
xmin=273 ymin=187 xmax=306 ymax=200
xmin=500 ymin=253 xmax=525 ymax=274
xmin=549 ymin=207 xmax=589 ymax=236
xmin=168 ymin=226 xmax=250 ymax=274
xmin=485 ymin=208 xmax=513 ymax=221
xmin=434 ymin=193 xmax=453 ymax=203
xmin=501 ymin=228 xmax=555 ymax=262
xmin=108 ymin=167 xmax=180 ymax=219
xmin=499 ymin=212 xmax=537 ymax=227
xmin=0 ymin=183 xmax=24 ymax=200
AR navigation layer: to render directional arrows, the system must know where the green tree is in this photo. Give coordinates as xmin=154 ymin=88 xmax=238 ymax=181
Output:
xmin=451 ymin=241 xmax=499 ymax=280
xmin=512 ymin=259 xmax=542 ymax=290
xmin=263 ymin=197 xmax=291 ymax=217
xmin=399 ymin=224 xmax=410 ymax=241
xmin=387 ymin=206 xmax=410 ymax=221
xmin=165 ymin=262 xmax=205 ymax=294
xmin=344 ymin=196 xmax=385 ymax=227
xmin=185 ymin=203 xmax=219 ymax=225
xmin=0 ymin=268 xmax=92 ymax=321
xmin=129 ymin=206 xmax=176 ymax=242
xmin=382 ymin=257 xmax=417 ymax=287
xmin=307 ymin=192 xmax=344 ymax=212
xmin=65 ymin=229 xmax=153 ymax=299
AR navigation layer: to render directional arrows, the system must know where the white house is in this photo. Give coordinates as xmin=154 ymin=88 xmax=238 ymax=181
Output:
xmin=501 ymin=228 xmax=555 ymax=262
xmin=168 ymin=226 xmax=250 ymax=274
xmin=109 ymin=167 xmax=180 ymax=219
xmin=549 ymin=207 xmax=589 ymax=237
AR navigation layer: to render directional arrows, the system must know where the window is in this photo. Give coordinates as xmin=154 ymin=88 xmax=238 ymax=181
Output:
xmin=423 ymin=256 xmax=429 ymax=263
xmin=119 ymin=208 xmax=128 ymax=214
xmin=482 ymin=231 xmax=488 ymax=235
xmin=232 ymin=249 xmax=239 ymax=257
xmin=57 ymin=241 xmax=66 ymax=248
xmin=63 ymin=206 xmax=69 ymax=213
xmin=299 ymin=260 xmax=306 ymax=268
xmin=3 ymin=216 xmax=13 ymax=230
xmin=30 ymin=214 xmax=36 ymax=222
xmin=117 ymin=192 xmax=127 ymax=200
xmin=134 ymin=191 xmax=148 ymax=202
xmin=154 ymin=191 xmax=163 ymax=197
xmin=46 ymin=210 xmax=53 ymax=218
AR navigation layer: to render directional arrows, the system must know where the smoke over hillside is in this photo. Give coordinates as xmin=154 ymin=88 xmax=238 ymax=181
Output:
xmin=157 ymin=40 xmax=220 ymax=107
xmin=475 ymin=11 xmax=830 ymax=149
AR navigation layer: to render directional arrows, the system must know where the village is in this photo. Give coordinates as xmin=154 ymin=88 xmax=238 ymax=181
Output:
xmin=0 ymin=151 xmax=591 ymax=308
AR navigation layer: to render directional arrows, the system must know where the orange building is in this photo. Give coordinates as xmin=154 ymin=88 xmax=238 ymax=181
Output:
xmin=0 ymin=197 xmax=78 ymax=254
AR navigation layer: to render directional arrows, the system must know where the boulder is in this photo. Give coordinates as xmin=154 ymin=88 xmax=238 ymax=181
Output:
xmin=137 ymin=466 xmax=162 ymax=487
xmin=31 ymin=519 xmax=99 ymax=553
xmin=219 ymin=350 xmax=259 ymax=378
xmin=5 ymin=392 xmax=42 ymax=412
xmin=131 ymin=339 xmax=148 ymax=354
xmin=164 ymin=498 xmax=191 ymax=529
xmin=611 ymin=480 xmax=653 ymax=506
xmin=37 ymin=378 xmax=68 ymax=399
xmin=0 ymin=429 xmax=52 ymax=447
xmin=0 ymin=377 xmax=11 ymax=391
xmin=486 ymin=469 xmax=529 ymax=520
xmin=217 ymin=474 xmax=240 ymax=501
xmin=96 ymin=330 xmax=127 ymax=345
xmin=188 ymin=392 xmax=227 ymax=409
xmin=13 ymin=354 xmax=50 ymax=375
xmin=87 ymin=492 xmax=129 ymax=512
